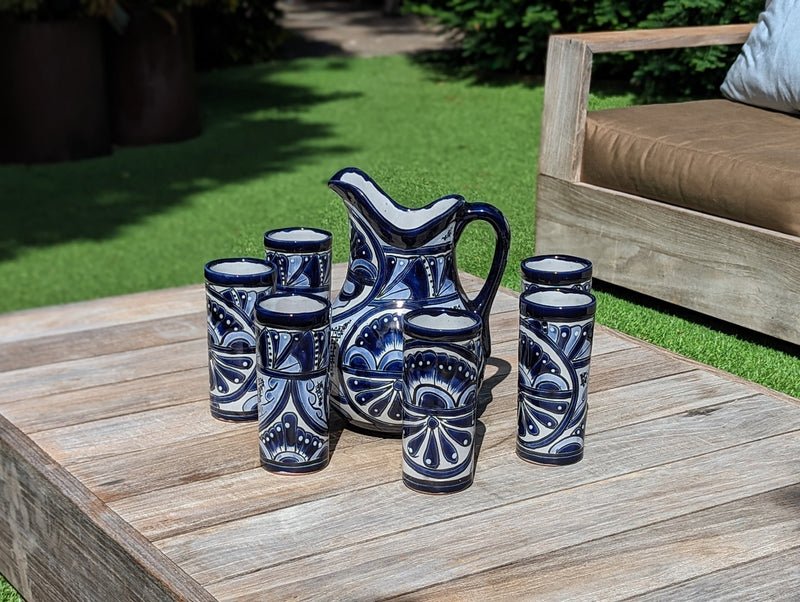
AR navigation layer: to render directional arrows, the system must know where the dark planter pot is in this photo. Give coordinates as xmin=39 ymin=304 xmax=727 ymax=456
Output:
xmin=0 ymin=18 xmax=111 ymax=164
xmin=106 ymin=10 xmax=201 ymax=146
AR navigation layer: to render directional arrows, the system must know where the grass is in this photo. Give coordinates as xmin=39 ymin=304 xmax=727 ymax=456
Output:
xmin=0 ymin=581 xmax=21 ymax=602
xmin=0 ymin=52 xmax=798 ymax=599
xmin=1 ymin=55 xmax=540 ymax=307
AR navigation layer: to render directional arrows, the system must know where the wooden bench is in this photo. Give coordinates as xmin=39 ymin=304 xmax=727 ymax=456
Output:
xmin=534 ymin=24 xmax=800 ymax=346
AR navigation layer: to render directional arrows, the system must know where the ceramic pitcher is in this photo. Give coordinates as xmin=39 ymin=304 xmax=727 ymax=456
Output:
xmin=327 ymin=167 xmax=510 ymax=433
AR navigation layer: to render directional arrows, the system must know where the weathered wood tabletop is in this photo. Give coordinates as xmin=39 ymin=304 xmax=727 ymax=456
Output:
xmin=1 ymin=264 xmax=798 ymax=601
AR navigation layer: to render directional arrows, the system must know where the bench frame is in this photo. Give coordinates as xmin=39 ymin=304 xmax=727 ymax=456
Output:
xmin=535 ymin=24 xmax=800 ymax=346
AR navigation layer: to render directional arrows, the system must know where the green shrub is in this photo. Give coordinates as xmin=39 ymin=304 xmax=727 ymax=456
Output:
xmin=0 ymin=0 xmax=199 ymax=20
xmin=406 ymin=0 xmax=764 ymax=101
xmin=0 ymin=0 xmax=111 ymax=20
xmin=192 ymin=0 xmax=284 ymax=70
xmin=627 ymin=0 xmax=763 ymax=100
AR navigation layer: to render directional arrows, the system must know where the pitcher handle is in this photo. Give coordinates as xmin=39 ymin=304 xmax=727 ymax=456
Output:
xmin=455 ymin=202 xmax=511 ymax=352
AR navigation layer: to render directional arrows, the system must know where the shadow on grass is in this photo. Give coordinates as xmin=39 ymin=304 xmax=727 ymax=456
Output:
xmin=595 ymin=280 xmax=800 ymax=359
xmin=408 ymin=49 xmax=545 ymax=88
xmin=0 ymin=59 xmax=360 ymax=262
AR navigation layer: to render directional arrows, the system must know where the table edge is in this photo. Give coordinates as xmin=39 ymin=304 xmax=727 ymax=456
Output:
xmin=0 ymin=412 xmax=216 ymax=602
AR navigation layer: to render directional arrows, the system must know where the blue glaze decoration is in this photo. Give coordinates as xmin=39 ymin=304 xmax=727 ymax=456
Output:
xmin=264 ymin=227 xmax=332 ymax=253
xmin=521 ymin=254 xmax=592 ymax=293
xmin=402 ymin=400 xmax=476 ymax=494
xmin=204 ymin=257 xmax=275 ymax=288
xmin=520 ymin=288 xmax=596 ymax=321
xmin=402 ymin=307 xmax=483 ymax=411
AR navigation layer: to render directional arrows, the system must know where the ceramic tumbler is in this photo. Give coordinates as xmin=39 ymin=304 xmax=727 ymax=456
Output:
xmin=521 ymin=254 xmax=592 ymax=293
xmin=400 ymin=308 xmax=482 ymax=494
xmin=205 ymin=258 xmax=276 ymax=421
xmin=517 ymin=288 xmax=596 ymax=465
xmin=256 ymin=293 xmax=331 ymax=474
xmin=264 ymin=227 xmax=332 ymax=300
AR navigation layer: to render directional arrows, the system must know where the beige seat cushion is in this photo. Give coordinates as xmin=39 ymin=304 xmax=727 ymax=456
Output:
xmin=581 ymin=99 xmax=800 ymax=237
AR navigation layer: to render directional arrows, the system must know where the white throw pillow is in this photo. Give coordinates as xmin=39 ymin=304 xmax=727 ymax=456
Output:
xmin=720 ymin=0 xmax=800 ymax=115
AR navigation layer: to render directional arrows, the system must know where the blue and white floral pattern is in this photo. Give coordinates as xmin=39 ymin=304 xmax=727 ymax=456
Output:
xmin=523 ymin=281 xmax=592 ymax=294
xmin=517 ymin=316 xmax=593 ymax=465
xmin=257 ymin=321 xmax=330 ymax=473
xmin=402 ymin=401 xmax=476 ymax=494
xmin=337 ymin=308 xmax=406 ymax=427
xmin=259 ymin=412 xmax=327 ymax=467
xmin=402 ymin=348 xmax=478 ymax=409
xmin=266 ymin=250 xmax=331 ymax=299
xmin=206 ymin=284 xmax=264 ymax=420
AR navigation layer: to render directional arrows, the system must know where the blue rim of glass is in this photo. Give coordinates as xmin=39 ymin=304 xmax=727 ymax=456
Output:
xmin=204 ymin=257 xmax=275 ymax=287
xmin=520 ymin=288 xmax=596 ymax=320
xmin=520 ymin=254 xmax=592 ymax=285
xmin=255 ymin=292 xmax=330 ymax=328
xmin=263 ymin=227 xmax=332 ymax=253
xmin=403 ymin=307 xmax=482 ymax=341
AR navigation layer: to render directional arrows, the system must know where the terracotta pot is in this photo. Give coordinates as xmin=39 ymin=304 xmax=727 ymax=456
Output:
xmin=0 ymin=18 xmax=111 ymax=164
xmin=106 ymin=10 xmax=201 ymax=146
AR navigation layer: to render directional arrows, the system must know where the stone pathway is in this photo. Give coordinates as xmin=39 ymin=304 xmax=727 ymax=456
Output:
xmin=277 ymin=0 xmax=453 ymax=58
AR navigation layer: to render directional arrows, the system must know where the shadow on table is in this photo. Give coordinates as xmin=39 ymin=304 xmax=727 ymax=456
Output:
xmin=473 ymin=355 xmax=511 ymax=466
xmin=477 ymin=355 xmax=512 ymax=420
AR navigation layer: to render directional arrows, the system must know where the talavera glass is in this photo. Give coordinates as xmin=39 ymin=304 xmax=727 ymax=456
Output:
xmin=205 ymin=258 xmax=275 ymax=421
xmin=256 ymin=293 xmax=331 ymax=474
xmin=521 ymin=254 xmax=592 ymax=293
xmin=264 ymin=227 xmax=332 ymax=300
xmin=517 ymin=288 xmax=596 ymax=465
xmin=400 ymin=308 xmax=482 ymax=494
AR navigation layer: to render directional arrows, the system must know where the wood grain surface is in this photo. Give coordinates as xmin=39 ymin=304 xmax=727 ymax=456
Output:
xmin=552 ymin=23 xmax=753 ymax=53
xmin=0 ymin=265 xmax=797 ymax=600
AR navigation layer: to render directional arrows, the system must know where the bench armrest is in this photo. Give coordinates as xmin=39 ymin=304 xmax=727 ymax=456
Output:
xmin=538 ymin=24 xmax=754 ymax=182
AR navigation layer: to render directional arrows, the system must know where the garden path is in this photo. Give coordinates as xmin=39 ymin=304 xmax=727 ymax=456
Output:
xmin=278 ymin=0 xmax=453 ymax=58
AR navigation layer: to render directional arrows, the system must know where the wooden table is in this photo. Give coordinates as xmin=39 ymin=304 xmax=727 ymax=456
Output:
xmin=1 ymin=265 xmax=799 ymax=601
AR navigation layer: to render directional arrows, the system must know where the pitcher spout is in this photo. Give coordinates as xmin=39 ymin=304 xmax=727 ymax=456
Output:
xmin=328 ymin=167 xmax=464 ymax=249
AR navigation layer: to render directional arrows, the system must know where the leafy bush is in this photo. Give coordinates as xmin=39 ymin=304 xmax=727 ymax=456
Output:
xmin=0 ymin=0 xmax=111 ymax=20
xmin=192 ymin=0 xmax=284 ymax=70
xmin=405 ymin=0 xmax=764 ymax=101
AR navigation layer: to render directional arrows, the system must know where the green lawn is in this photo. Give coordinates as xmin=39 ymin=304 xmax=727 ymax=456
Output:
xmin=0 ymin=52 xmax=797 ymax=599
